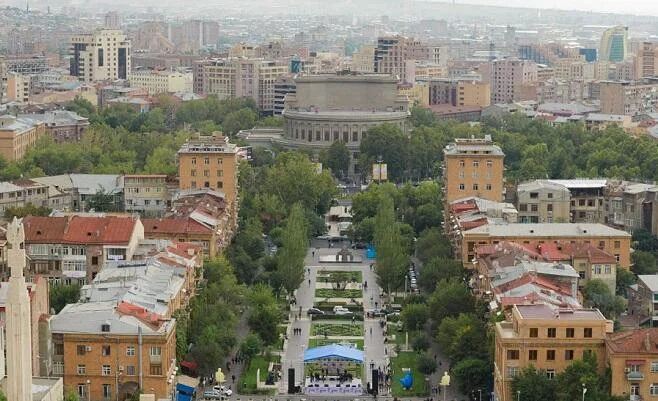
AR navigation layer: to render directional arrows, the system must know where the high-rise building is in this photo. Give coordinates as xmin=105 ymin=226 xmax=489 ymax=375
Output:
xmin=600 ymin=26 xmax=629 ymax=62
xmin=351 ymin=45 xmax=375 ymax=73
xmin=374 ymin=36 xmax=446 ymax=82
xmin=634 ymin=42 xmax=658 ymax=79
xmin=428 ymin=79 xmax=490 ymax=108
xmin=488 ymin=59 xmax=538 ymax=104
xmin=443 ymin=135 xmax=505 ymax=203
xmin=104 ymin=11 xmax=120 ymax=29
xmin=70 ymin=30 xmax=131 ymax=83
xmin=6 ymin=72 xmax=30 ymax=103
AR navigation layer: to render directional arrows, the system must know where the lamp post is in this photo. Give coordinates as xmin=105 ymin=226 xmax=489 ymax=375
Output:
xmin=582 ymin=384 xmax=587 ymax=401
xmin=517 ymin=390 xmax=521 ymax=401
xmin=86 ymin=379 xmax=91 ymax=401
xmin=478 ymin=389 xmax=482 ymax=401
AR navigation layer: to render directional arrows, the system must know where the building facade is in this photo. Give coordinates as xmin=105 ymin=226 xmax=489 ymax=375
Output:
xmin=489 ymin=59 xmax=538 ymax=104
xmin=128 ymin=71 xmax=192 ymax=95
xmin=443 ymin=136 xmax=505 ymax=203
xmin=123 ymin=175 xmax=170 ymax=217
xmin=599 ymin=80 xmax=658 ymax=116
xmin=634 ymin=42 xmax=658 ymax=79
xmin=429 ymin=79 xmax=491 ymax=108
xmin=0 ymin=115 xmax=46 ymax=161
xmin=600 ymin=26 xmax=629 ymax=62
xmin=6 ymin=72 xmax=30 ymax=103
xmin=606 ymin=328 xmax=658 ymax=401
xmin=516 ymin=180 xmax=571 ymax=223
xmin=70 ymin=30 xmax=131 ymax=83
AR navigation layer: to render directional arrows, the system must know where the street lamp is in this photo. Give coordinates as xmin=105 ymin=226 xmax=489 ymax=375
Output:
xmin=478 ymin=388 xmax=482 ymax=401
xmin=582 ymin=384 xmax=587 ymax=401
xmin=86 ymin=379 xmax=91 ymax=401
xmin=517 ymin=390 xmax=521 ymax=401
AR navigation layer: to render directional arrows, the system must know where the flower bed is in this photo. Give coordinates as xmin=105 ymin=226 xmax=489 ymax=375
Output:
xmin=311 ymin=322 xmax=364 ymax=337
xmin=315 ymin=288 xmax=363 ymax=299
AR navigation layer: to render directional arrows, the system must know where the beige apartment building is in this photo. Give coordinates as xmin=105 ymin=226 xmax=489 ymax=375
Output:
xmin=374 ymin=36 xmax=448 ymax=82
xmin=634 ymin=42 xmax=658 ymax=79
xmin=128 ymin=71 xmax=192 ymax=95
xmin=488 ymin=59 xmax=538 ymax=104
xmin=70 ymin=30 xmax=131 ymax=82
xmin=494 ymin=304 xmax=612 ymax=401
xmin=0 ymin=115 xmax=46 ymax=161
xmin=599 ymin=80 xmax=658 ymax=116
xmin=351 ymin=45 xmax=376 ymax=73
xmin=443 ymin=136 xmax=505 ymax=203
xmin=553 ymin=58 xmax=594 ymax=81
xmin=516 ymin=180 xmax=571 ymax=223
xmin=606 ymin=328 xmax=658 ymax=401
xmin=123 ymin=174 xmax=169 ymax=217
xmin=429 ymin=79 xmax=491 ymax=108
xmin=6 ymin=72 xmax=30 ymax=102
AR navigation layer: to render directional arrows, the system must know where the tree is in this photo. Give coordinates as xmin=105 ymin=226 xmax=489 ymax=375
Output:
xmin=409 ymin=107 xmax=436 ymax=127
xmin=191 ymin=325 xmax=234 ymax=376
xmin=359 ymin=123 xmax=409 ymax=181
xmin=518 ymin=143 xmax=550 ymax=180
xmin=247 ymin=285 xmax=283 ymax=345
xmin=428 ymin=280 xmax=476 ymax=325
xmin=616 ymin=267 xmax=636 ymax=296
xmin=0 ymin=391 xmax=6 ymax=401
xmin=582 ymin=279 xmax=626 ymax=319
xmin=50 ymin=284 xmax=81 ymax=313
xmin=435 ymin=313 xmax=487 ymax=363
xmin=323 ymin=140 xmax=350 ymax=179
xmin=64 ymin=389 xmax=81 ymax=401
xmin=401 ymin=303 xmax=429 ymax=331
xmin=4 ymin=204 xmax=52 ymax=219
xmin=511 ymin=367 xmax=557 ymax=401
xmin=172 ymin=310 xmax=189 ymax=362
xmin=416 ymin=352 xmax=437 ymax=376
xmin=415 ymin=228 xmax=453 ymax=264
xmin=411 ymin=332 xmax=431 ymax=353
xmin=451 ymin=358 xmax=491 ymax=395
xmin=277 ymin=203 xmax=309 ymax=296
xmin=65 ymin=96 xmax=96 ymax=118
xmin=222 ymin=108 xmax=258 ymax=136
xmin=419 ymin=257 xmax=465 ymax=293
xmin=374 ymin=197 xmax=408 ymax=296
xmin=239 ymin=333 xmax=263 ymax=366
xmin=632 ymin=250 xmax=658 ymax=275
xmin=86 ymin=189 xmax=117 ymax=212
xmin=555 ymin=353 xmax=602 ymax=401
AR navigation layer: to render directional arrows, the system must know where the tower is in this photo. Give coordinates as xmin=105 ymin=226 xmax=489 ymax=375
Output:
xmin=5 ymin=217 xmax=32 ymax=401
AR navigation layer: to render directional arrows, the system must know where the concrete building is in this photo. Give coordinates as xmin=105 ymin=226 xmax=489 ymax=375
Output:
xmin=634 ymin=42 xmax=658 ymax=79
xmin=0 ymin=180 xmax=50 ymax=218
xmin=123 ymin=175 xmax=170 ymax=217
xmin=19 ymin=111 xmax=89 ymax=143
xmin=128 ymin=71 xmax=192 ymax=95
xmin=553 ymin=58 xmax=594 ymax=81
xmin=599 ymin=80 xmax=658 ymax=116
xmin=30 ymin=174 xmax=123 ymax=212
xmin=494 ymin=304 xmax=611 ymax=401
xmin=351 ymin=45 xmax=375 ymax=73
xmin=273 ymin=75 xmax=296 ymax=115
xmin=606 ymin=181 xmax=658 ymax=235
xmin=0 ymin=115 xmax=46 ymax=161
xmin=488 ymin=59 xmax=538 ymax=104
xmin=23 ymin=215 xmax=145 ymax=284
xmin=443 ymin=135 xmax=505 ymax=203
xmin=281 ymin=73 xmax=409 ymax=176
xmin=6 ymin=72 xmax=30 ymax=103
xmin=398 ymin=83 xmax=430 ymax=107
xmin=459 ymin=223 xmax=632 ymax=269
xmin=516 ymin=180 xmax=571 ymax=223
xmin=545 ymin=179 xmax=607 ymax=223
xmin=374 ymin=36 xmax=447 ymax=82
xmin=606 ymin=328 xmax=658 ymax=401
xmin=600 ymin=26 xmax=629 ymax=62
xmin=51 ymin=301 xmax=176 ymax=401
xmin=628 ymin=275 xmax=658 ymax=327
xmin=70 ymin=30 xmax=131 ymax=83
xmin=428 ymin=79 xmax=491 ymax=108
xmin=404 ymin=60 xmax=447 ymax=82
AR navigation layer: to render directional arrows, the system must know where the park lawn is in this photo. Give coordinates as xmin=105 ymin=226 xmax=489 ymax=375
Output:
xmin=308 ymin=338 xmax=365 ymax=350
xmin=390 ymin=352 xmax=429 ymax=397
xmin=317 ymin=270 xmax=363 ymax=283
xmin=238 ymin=355 xmax=280 ymax=395
xmin=315 ymin=288 xmax=363 ymax=298
xmin=311 ymin=322 xmax=363 ymax=337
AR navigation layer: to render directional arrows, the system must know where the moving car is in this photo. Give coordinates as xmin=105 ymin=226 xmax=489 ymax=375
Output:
xmin=203 ymin=390 xmax=222 ymax=400
xmin=307 ymin=307 xmax=325 ymax=316
xmin=213 ymin=385 xmax=233 ymax=396
xmin=333 ymin=306 xmax=353 ymax=315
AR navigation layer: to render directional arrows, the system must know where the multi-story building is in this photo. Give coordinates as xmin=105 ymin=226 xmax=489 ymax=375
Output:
xmin=600 ymin=26 xmax=629 ymax=62
xmin=553 ymin=58 xmax=594 ymax=81
xmin=177 ymin=134 xmax=239 ymax=226
xmin=606 ymin=328 xmax=658 ymax=400
xmin=123 ymin=174 xmax=169 ymax=217
xmin=489 ymin=59 xmax=538 ymax=104
xmin=405 ymin=61 xmax=447 ymax=82
xmin=3 ymin=56 xmax=48 ymax=75
xmin=351 ymin=45 xmax=375 ymax=73
xmin=70 ymin=30 xmax=131 ymax=83
xmin=460 ymin=223 xmax=632 ymax=269
xmin=629 ymin=275 xmax=658 ymax=327
xmin=0 ymin=180 xmax=50 ymax=217
xmin=0 ymin=114 xmax=46 ymax=161
xmin=545 ymin=179 xmax=607 ymax=223
xmin=443 ymin=135 xmax=505 ymax=203
xmin=281 ymin=73 xmax=409 ymax=176
xmin=599 ymin=80 xmax=658 ymax=116
xmin=516 ymin=180 xmax=571 ymax=223
xmin=494 ymin=304 xmax=611 ymax=401
xmin=634 ymin=42 xmax=658 ymax=79
xmin=51 ymin=301 xmax=176 ymax=401
xmin=6 ymin=72 xmax=30 ymax=102
xmin=19 ymin=110 xmax=90 ymax=143
xmin=613 ymin=61 xmax=635 ymax=81
xmin=30 ymin=174 xmax=123 ymax=212
xmin=428 ymin=79 xmax=491 ymax=108
xmin=606 ymin=181 xmax=658 ymax=235
xmin=273 ymin=75 xmax=296 ymax=115
xmin=398 ymin=83 xmax=430 ymax=107
xmin=128 ymin=71 xmax=192 ymax=95
xmin=22 ymin=214 xmax=145 ymax=284
xmin=374 ymin=36 xmax=447 ymax=82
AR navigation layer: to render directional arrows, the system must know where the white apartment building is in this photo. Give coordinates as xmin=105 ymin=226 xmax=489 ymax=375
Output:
xmin=70 ymin=29 xmax=131 ymax=83
xmin=128 ymin=71 xmax=193 ymax=95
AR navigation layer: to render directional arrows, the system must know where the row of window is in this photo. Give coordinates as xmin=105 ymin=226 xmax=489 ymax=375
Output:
xmin=458 ymin=160 xmax=495 ymax=167
xmin=189 ymin=181 xmax=223 ymax=189
xmin=529 ymin=327 xmax=593 ymax=338
xmin=73 ymin=344 xmax=160 ymax=357
xmin=77 ymin=383 xmax=112 ymax=399
xmin=190 ymin=169 xmax=224 ymax=177
xmin=191 ymin=157 xmax=224 ymax=165
xmin=458 ymin=184 xmax=493 ymax=191
xmin=458 ymin=171 xmax=494 ymax=179
xmin=76 ymin=364 xmax=161 ymax=376
xmin=125 ymin=186 xmax=163 ymax=193
xmin=507 ymin=349 xmax=582 ymax=361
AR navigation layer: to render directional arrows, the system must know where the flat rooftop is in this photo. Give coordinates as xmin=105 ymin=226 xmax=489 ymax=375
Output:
xmin=464 ymin=223 xmax=631 ymax=238
xmin=515 ymin=304 xmax=606 ymax=320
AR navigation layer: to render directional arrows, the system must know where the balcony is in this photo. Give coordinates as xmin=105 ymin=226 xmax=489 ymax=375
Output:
xmin=627 ymin=371 xmax=644 ymax=381
xmin=630 ymin=395 xmax=642 ymax=401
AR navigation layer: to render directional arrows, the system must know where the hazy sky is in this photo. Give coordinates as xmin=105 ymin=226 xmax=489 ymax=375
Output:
xmin=448 ymin=0 xmax=658 ymax=16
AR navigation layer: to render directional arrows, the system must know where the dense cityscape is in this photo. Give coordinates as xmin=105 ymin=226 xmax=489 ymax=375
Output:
xmin=3 ymin=1 xmax=658 ymax=401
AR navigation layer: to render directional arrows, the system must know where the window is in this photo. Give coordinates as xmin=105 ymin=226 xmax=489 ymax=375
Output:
xmin=486 ymin=184 xmax=492 ymax=191
xmin=519 ymin=204 xmax=528 ymax=212
xmin=191 ymin=158 xmax=196 ymax=165
xmin=126 ymin=365 xmax=136 ymax=376
xmin=77 ymin=345 xmax=86 ymax=355
xmin=598 ymin=241 xmax=605 ymax=248
xmin=103 ymin=384 xmax=111 ymax=399
xmin=77 ymin=365 xmax=86 ymax=375
xmin=566 ymin=328 xmax=575 ymax=338
xmin=547 ymin=204 xmax=553 ymax=212
xmin=614 ymin=240 xmax=620 ymax=248
xmin=546 ymin=350 xmax=556 ymax=360
xmin=651 ymin=384 xmax=658 ymax=396
xmin=546 ymin=370 xmax=555 ymax=380
xmin=126 ymin=346 xmax=135 ymax=356
xmin=217 ymin=170 xmax=223 ymax=177
xmin=217 ymin=158 xmax=223 ymax=165
xmin=459 ymin=160 xmax=465 ymax=167
xmin=506 ymin=367 xmax=520 ymax=377
xmin=459 ymin=183 xmax=465 ymax=190
xmin=150 ymin=347 xmax=162 ymax=356
xmin=102 ymin=365 xmax=111 ymax=376
xmin=473 ymin=184 xmax=479 ymax=191
xmin=204 ymin=157 xmax=210 ymax=164
xmin=486 ymin=160 xmax=493 ymax=167
xmin=605 ymin=265 xmax=612 ymax=274
xmin=530 ymin=192 xmax=538 ymax=199
xmin=528 ymin=350 xmax=538 ymax=360
xmin=531 ymin=204 xmax=538 ymax=212
xmin=584 ymin=328 xmax=593 ymax=338
xmin=150 ymin=365 xmax=163 ymax=375
xmin=548 ymin=193 xmax=553 ymax=199
xmin=579 ymin=199 xmax=586 ymax=206
xmin=55 ymin=343 xmax=64 ymax=356
xmin=458 ymin=171 xmax=465 ymax=178
xmin=190 ymin=169 xmax=197 ymax=177
xmin=191 ymin=181 xmax=196 ymax=189
xmin=565 ymin=350 xmax=574 ymax=360
xmin=547 ymin=328 xmax=556 ymax=338
xmin=529 ymin=328 xmax=538 ymax=338
xmin=473 ymin=160 xmax=479 ymax=168
xmin=507 ymin=350 xmax=520 ymax=360
xmin=217 ymin=181 xmax=223 ymax=189
xmin=652 ymin=361 xmax=658 ymax=372
xmin=204 ymin=170 xmax=210 ymax=177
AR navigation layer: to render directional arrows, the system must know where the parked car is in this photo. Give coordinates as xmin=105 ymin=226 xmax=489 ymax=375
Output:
xmin=203 ymin=390 xmax=222 ymax=400
xmin=333 ymin=306 xmax=353 ymax=315
xmin=213 ymin=386 xmax=232 ymax=396
xmin=307 ymin=307 xmax=325 ymax=316
xmin=369 ymin=309 xmax=386 ymax=317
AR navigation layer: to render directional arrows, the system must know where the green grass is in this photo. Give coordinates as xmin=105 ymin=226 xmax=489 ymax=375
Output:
xmin=308 ymin=338 xmax=365 ymax=350
xmin=315 ymin=288 xmax=363 ymax=298
xmin=390 ymin=352 xmax=429 ymax=396
xmin=238 ymin=355 xmax=280 ymax=395
xmin=317 ymin=270 xmax=363 ymax=283
xmin=311 ymin=322 xmax=363 ymax=337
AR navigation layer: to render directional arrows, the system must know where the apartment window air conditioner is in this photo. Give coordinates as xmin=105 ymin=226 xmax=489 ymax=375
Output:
xmin=85 ymin=346 xmax=92 ymax=352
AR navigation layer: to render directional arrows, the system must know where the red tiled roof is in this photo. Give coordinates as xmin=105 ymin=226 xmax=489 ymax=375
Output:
xmin=607 ymin=328 xmax=658 ymax=354
xmin=24 ymin=215 xmax=137 ymax=245
xmin=166 ymin=242 xmax=202 ymax=259
xmin=142 ymin=218 xmax=212 ymax=235
xmin=522 ymin=242 xmax=569 ymax=261
xmin=451 ymin=203 xmax=478 ymax=213
xmin=116 ymin=302 xmax=165 ymax=330
xmin=461 ymin=219 xmax=488 ymax=230
xmin=561 ymin=242 xmax=617 ymax=264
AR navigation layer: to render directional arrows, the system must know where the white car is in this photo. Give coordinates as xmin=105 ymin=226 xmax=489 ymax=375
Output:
xmin=213 ymin=385 xmax=233 ymax=396
xmin=333 ymin=306 xmax=353 ymax=315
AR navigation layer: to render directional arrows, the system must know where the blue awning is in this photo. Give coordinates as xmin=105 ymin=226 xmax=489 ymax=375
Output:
xmin=303 ymin=344 xmax=364 ymax=362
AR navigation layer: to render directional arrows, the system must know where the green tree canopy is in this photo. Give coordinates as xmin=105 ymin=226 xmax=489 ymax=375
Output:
xmin=374 ymin=197 xmax=408 ymax=296
xmin=428 ymin=281 xmax=476 ymax=326
xmin=277 ymin=203 xmax=309 ymax=296
xmin=50 ymin=284 xmax=81 ymax=314
xmin=323 ymin=140 xmax=351 ymax=179
xmin=582 ymin=279 xmax=626 ymax=320
xmin=359 ymin=123 xmax=409 ymax=181
xmin=511 ymin=367 xmax=557 ymax=401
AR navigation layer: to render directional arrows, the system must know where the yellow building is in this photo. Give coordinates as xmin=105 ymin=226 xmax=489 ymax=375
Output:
xmin=123 ymin=174 xmax=169 ymax=217
xmin=128 ymin=71 xmax=192 ymax=95
xmin=397 ymin=83 xmax=429 ymax=107
xmin=6 ymin=72 xmax=30 ymax=102
xmin=460 ymin=223 xmax=632 ymax=269
xmin=0 ymin=115 xmax=46 ymax=161
xmin=458 ymin=81 xmax=491 ymax=107
xmin=494 ymin=304 xmax=612 ymax=401
xmin=443 ymin=135 xmax=505 ymax=203
xmin=351 ymin=45 xmax=376 ymax=73
xmin=606 ymin=328 xmax=658 ymax=400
